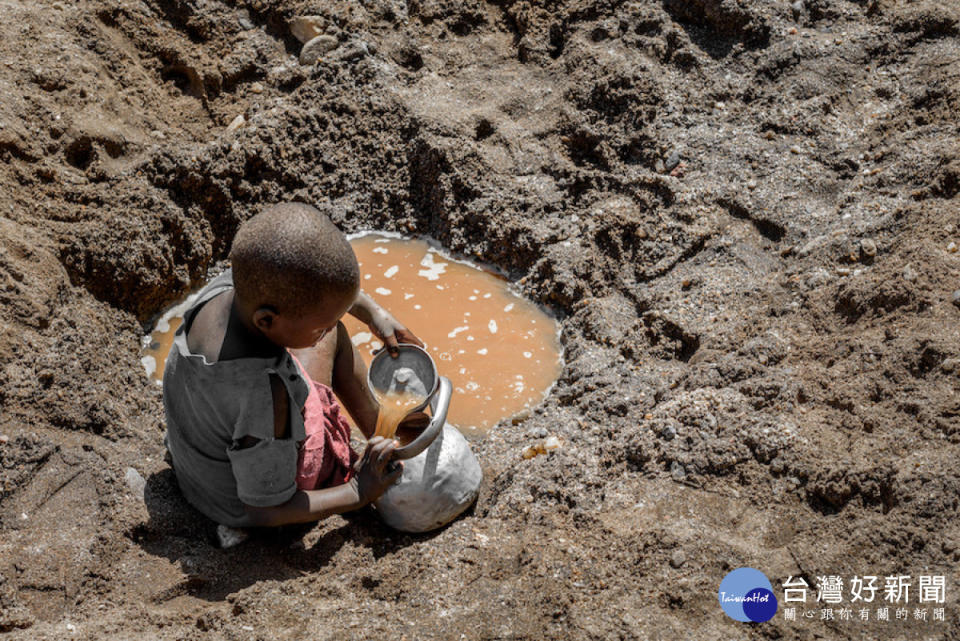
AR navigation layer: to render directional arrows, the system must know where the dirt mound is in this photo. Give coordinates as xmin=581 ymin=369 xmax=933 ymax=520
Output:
xmin=0 ymin=0 xmax=958 ymax=638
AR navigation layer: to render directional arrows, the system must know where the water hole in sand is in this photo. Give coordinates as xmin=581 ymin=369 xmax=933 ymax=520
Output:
xmin=141 ymin=232 xmax=562 ymax=436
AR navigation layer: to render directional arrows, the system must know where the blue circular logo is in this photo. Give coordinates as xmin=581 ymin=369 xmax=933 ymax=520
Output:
xmin=718 ymin=568 xmax=778 ymax=622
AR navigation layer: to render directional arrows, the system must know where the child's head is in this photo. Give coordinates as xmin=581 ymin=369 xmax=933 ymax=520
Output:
xmin=229 ymin=202 xmax=360 ymax=348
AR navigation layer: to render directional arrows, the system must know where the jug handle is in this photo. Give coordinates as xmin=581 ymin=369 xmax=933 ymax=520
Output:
xmin=391 ymin=376 xmax=451 ymax=461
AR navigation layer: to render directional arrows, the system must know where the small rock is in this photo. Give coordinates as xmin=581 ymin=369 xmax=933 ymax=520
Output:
xmin=237 ymin=11 xmax=254 ymax=30
xmin=249 ymin=82 xmax=264 ymax=94
xmin=336 ymin=41 xmax=370 ymax=62
xmin=747 ymin=179 xmax=757 ymax=190
xmin=902 ymin=264 xmax=917 ymax=281
xmin=787 ymin=26 xmax=798 ymax=35
xmin=300 ymin=34 xmax=339 ymax=65
xmin=670 ymin=549 xmax=686 ymax=568
xmin=763 ymin=130 xmax=776 ymax=140
xmin=528 ymin=426 xmax=547 ymax=439
xmin=660 ymin=424 xmax=677 ymax=440
xmin=714 ymin=101 xmax=725 ymax=110
xmin=948 ymin=241 xmax=957 ymax=253
xmin=511 ymin=409 xmax=532 ymax=425
xmin=226 ymin=114 xmax=245 ymax=133
xmin=790 ymin=0 xmax=804 ymax=19
xmin=0 ymin=434 xmax=8 ymax=444
xmin=670 ymin=461 xmax=686 ymax=480
xmin=636 ymin=228 xmax=648 ymax=240
xmin=942 ymin=358 xmax=959 ymax=372
xmin=125 ymin=467 xmax=145 ymax=499
xmin=951 ymin=290 xmax=960 ymax=308
xmin=521 ymin=445 xmax=538 ymax=460
xmin=860 ymin=238 xmax=877 ymax=257
xmin=664 ymin=150 xmax=681 ymax=171
xmin=543 ymin=436 xmax=561 ymax=452
xmin=150 ymin=129 xmax=165 ymax=139
xmin=289 ymin=16 xmax=325 ymax=44
xmin=790 ymin=145 xmax=802 ymax=154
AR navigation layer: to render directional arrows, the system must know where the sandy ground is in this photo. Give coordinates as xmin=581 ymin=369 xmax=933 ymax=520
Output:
xmin=0 ymin=0 xmax=959 ymax=639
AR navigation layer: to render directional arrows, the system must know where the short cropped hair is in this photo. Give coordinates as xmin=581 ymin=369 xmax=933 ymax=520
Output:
xmin=229 ymin=203 xmax=359 ymax=316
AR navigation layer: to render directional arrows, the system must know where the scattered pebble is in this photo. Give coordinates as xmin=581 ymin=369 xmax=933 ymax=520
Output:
xmin=226 ymin=114 xmax=245 ymax=133
xmin=124 ymin=467 xmax=145 ymax=499
xmin=0 ymin=434 xmax=8 ymax=444
xmin=942 ymin=358 xmax=959 ymax=372
xmin=860 ymin=238 xmax=877 ymax=257
xmin=670 ymin=461 xmax=686 ymax=480
xmin=670 ymin=549 xmax=686 ymax=568
xmin=664 ymin=150 xmax=681 ymax=171
xmin=300 ymin=34 xmax=339 ymax=65
xmin=790 ymin=145 xmax=802 ymax=154
xmin=521 ymin=436 xmax=561 ymax=459
xmin=249 ymin=82 xmax=264 ymax=94
xmin=337 ymin=41 xmax=370 ymax=62
xmin=237 ymin=12 xmax=254 ymax=30
xmin=747 ymin=179 xmax=757 ymax=190
xmin=289 ymin=15 xmax=325 ymax=44
xmin=952 ymin=290 xmax=960 ymax=308
xmin=790 ymin=0 xmax=804 ymax=18
xmin=902 ymin=264 xmax=918 ymax=281
xmin=948 ymin=241 xmax=957 ymax=253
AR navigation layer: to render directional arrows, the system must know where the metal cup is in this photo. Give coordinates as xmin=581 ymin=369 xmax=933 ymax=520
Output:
xmin=367 ymin=344 xmax=452 ymax=461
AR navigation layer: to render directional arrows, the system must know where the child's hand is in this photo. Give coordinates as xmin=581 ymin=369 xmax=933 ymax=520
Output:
xmin=368 ymin=309 xmax=424 ymax=357
xmin=353 ymin=436 xmax=404 ymax=504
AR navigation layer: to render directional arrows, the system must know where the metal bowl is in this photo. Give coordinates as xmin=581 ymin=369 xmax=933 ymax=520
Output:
xmin=367 ymin=344 xmax=439 ymax=414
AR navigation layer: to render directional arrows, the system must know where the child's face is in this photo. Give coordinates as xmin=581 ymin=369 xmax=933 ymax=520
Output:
xmin=264 ymin=288 xmax=357 ymax=349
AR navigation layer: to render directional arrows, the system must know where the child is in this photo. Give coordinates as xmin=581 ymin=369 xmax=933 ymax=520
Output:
xmin=163 ymin=202 xmax=423 ymax=529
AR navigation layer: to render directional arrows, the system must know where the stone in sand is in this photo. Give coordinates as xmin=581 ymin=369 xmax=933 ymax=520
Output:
xmin=300 ymin=35 xmax=339 ymax=65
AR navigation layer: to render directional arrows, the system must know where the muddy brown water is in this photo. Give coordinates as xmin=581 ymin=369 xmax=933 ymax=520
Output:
xmin=141 ymin=233 xmax=562 ymax=436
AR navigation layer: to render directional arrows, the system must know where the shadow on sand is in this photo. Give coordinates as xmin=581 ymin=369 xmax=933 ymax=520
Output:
xmin=130 ymin=467 xmax=458 ymax=602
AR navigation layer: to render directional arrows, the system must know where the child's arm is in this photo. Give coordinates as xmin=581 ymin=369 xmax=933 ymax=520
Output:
xmin=242 ymin=436 xmax=402 ymax=527
xmin=348 ymin=290 xmax=424 ymax=355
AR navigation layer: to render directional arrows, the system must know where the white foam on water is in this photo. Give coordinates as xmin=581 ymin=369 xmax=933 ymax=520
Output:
xmin=477 ymin=348 xmax=488 ymax=355
xmin=384 ymin=265 xmax=399 ymax=278
xmin=141 ymin=355 xmax=157 ymax=378
xmin=404 ymin=293 xmax=414 ymax=299
xmin=504 ymin=303 xmax=514 ymax=312
xmin=372 ymin=246 xmax=388 ymax=254
xmin=418 ymin=252 xmax=448 ymax=281
xmin=488 ymin=320 xmax=498 ymax=334
xmin=448 ymin=326 xmax=469 ymax=338
xmin=375 ymin=287 xmax=392 ymax=295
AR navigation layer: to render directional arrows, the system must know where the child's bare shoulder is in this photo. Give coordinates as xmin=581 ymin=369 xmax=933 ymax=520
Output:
xmin=186 ymin=290 xmax=232 ymax=363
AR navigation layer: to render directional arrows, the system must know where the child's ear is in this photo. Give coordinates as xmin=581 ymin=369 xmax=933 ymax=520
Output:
xmin=252 ymin=307 xmax=276 ymax=333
